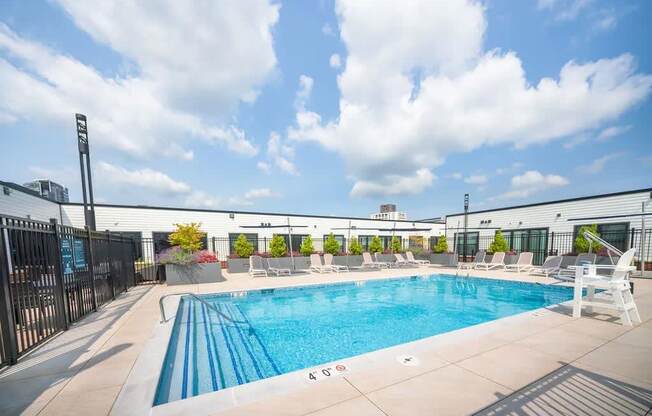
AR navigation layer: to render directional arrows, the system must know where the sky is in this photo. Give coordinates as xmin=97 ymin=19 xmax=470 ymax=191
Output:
xmin=0 ymin=0 xmax=650 ymax=220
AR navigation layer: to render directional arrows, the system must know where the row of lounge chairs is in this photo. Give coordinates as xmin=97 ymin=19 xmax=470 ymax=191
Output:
xmin=248 ymin=251 xmax=439 ymax=277
xmin=458 ymin=250 xmax=607 ymax=280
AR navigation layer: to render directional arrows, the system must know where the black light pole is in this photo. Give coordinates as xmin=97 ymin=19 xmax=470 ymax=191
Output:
xmin=76 ymin=114 xmax=96 ymax=230
xmin=463 ymin=193 xmax=469 ymax=261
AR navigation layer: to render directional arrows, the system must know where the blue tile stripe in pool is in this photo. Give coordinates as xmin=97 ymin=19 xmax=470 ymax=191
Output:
xmin=154 ymin=274 xmax=577 ymax=405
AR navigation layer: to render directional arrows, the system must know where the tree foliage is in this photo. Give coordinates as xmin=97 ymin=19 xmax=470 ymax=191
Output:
xmin=300 ymin=235 xmax=314 ymax=256
xmin=323 ymin=233 xmax=341 ymax=255
xmin=390 ymin=235 xmax=402 ymax=253
xmin=234 ymin=234 xmax=254 ymax=258
xmin=270 ymin=234 xmax=287 ymax=257
xmin=574 ymin=224 xmax=602 ymax=253
xmin=348 ymin=237 xmax=363 ymax=255
xmin=168 ymin=223 xmax=205 ymax=252
xmin=488 ymin=230 xmax=509 ymax=253
xmin=433 ymin=235 xmax=449 ymax=253
xmin=369 ymin=235 xmax=383 ymax=254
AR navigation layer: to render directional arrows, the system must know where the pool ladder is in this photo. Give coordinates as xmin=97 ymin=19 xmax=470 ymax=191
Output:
xmin=159 ymin=292 xmax=248 ymax=326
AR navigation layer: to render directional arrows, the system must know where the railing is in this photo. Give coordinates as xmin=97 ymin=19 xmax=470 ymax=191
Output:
xmin=159 ymin=293 xmax=252 ymax=335
xmin=0 ymin=214 xmax=141 ymax=366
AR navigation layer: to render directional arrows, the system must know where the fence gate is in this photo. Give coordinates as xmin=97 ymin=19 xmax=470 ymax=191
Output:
xmin=0 ymin=215 xmax=140 ymax=366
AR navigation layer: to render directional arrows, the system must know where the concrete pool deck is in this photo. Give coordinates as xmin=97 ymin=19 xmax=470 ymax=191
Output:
xmin=1 ymin=266 xmax=651 ymax=415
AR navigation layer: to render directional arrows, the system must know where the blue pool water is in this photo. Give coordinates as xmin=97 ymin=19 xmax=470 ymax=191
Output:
xmin=154 ymin=274 xmax=575 ymax=405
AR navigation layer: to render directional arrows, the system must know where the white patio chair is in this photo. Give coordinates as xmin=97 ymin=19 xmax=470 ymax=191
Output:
xmin=475 ymin=252 xmax=505 ymax=270
xmin=529 ymin=256 xmax=563 ymax=278
xmin=249 ymin=255 xmax=267 ymax=278
xmin=267 ymin=258 xmax=291 ymax=276
xmin=406 ymin=251 xmax=430 ymax=266
xmin=393 ymin=253 xmax=412 ymax=267
xmin=457 ymin=251 xmax=486 ymax=270
xmin=324 ymin=253 xmax=348 ymax=273
xmin=362 ymin=252 xmax=385 ymax=269
xmin=309 ymin=254 xmax=331 ymax=273
xmin=556 ymin=253 xmax=597 ymax=281
xmin=572 ymin=248 xmax=640 ymax=326
xmin=505 ymin=252 xmax=534 ymax=273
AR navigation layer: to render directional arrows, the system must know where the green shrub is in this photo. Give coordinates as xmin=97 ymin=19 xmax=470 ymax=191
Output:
xmin=488 ymin=230 xmax=509 ymax=253
xmin=369 ymin=235 xmax=383 ymax=254
xmin=348 ymin=237 xmax=363 ymax=255
xmin=433 ymin=235 xmax=449 ymax=253
xmin=323 ymin=233 xmax=341 ymax=255
xmin=574 ymin=224 xmax=602 ymax=253
xmin=300 ymin=235 xmax=314 ymax=256
xmin=234 ymin=234 xmax=254 ymax=258
xmin=390 ymin=235 xmax=402 ymax=253
xmin=270 ymin=234 xmax=287 ymax=257
xmin=168 ymin=223 xmax=205 ymax=252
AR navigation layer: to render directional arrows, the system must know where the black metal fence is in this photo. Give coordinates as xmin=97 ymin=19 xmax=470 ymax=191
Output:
xmin=0 ymin=215 xmax=141 ymax=366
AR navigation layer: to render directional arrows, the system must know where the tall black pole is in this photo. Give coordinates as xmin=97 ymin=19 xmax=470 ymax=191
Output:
xmin=463 ymin=194 xmax=469 ymax=261
xmin=76 ymin=114 xmax=96 ymax=230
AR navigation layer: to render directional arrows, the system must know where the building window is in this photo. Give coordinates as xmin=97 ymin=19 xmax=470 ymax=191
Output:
xmin=277 ymin=234 xmax=309 ymax=252
xmin=502 ymin=228 xmax=549 ymax=265
xmin=228 ymin=233 xmax=259 ymax=255
xmin=573 ymin=222 xmax=629 ymax=252
xmin=454 ymin=232 xmax=479 ymax=257
xmin=152 ymin=231 xmax=208 ymax=254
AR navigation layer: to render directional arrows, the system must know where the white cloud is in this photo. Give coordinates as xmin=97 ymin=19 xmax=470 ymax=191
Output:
xmin=464 ymin=174 xmax=488 ymax=185
xmin=288 ymin=0 xmax=651 ymax=197
xmin=0 ymin=1 xmax=280 ymax=159
xmin=256 ymin=161 xmax=271 ymax=174
xmin=498 ymin=170 xmax=569 ymax=199
xmin=244 ymin=188 xmax=280 ymax=199
xmin=350 ymin=168 xmax=434 ymax=198
xmin=262 ymin=132 xmax=298 ymax=175
xmin=294 ymin=75 xmax=314 ymax=111
xmin=579 ymin=153 xmax=623 ymax=174
xmin=322 ymin=23 xmax=335 ymax=36
xmin=537 ymin=0 xmax=592 ymax=21
xmin=597 ymin=125 xmax=631 ymax=141
xmin=96 ymin=162 xmax=192 ymax=195
xmin=329 ymin=53 xmax=341 ymax=69
xmin=447 ymin=172 xmax=463 ymax=180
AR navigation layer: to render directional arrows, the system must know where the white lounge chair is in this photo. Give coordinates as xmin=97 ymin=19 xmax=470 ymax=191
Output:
xmin=310 ymin=254 xmax=331 ymax=273
xmin=393 ymin=253 xmax=412 ymax=267
xmin=475 ymin=252 xmax=505 ymax=270
xmin=457 ymin=251 xmax=486 ymax=270
xmin=324 ymin=253 xmax=348 ymax=273
xmin=572 ymin=248 xmax=641 ymax=326
xmin=529 ymin=256 xmax=563 ymax=278
xmin=556 ymin=253 xmax=597 ymax=281
xmin=249 ymin=255 xmax=267 ymax=278
xmin=505 ymin=252 xmax=534 ymax=273
xmin=362 ymin=252 xmax=385 ymax=269
xmin=406 ymin=251 xmax=430 ymax=266
xmin=267 ymin=257 xmax=291 ymax=276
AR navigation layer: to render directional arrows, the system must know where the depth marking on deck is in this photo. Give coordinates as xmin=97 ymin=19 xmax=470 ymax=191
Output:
xmin=305 ymin=363 xmax=349 ymax=382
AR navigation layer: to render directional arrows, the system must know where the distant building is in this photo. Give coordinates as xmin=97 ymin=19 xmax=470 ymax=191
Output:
xmin=23 ymin=179 xmax=69 ymax=203
xmin=370 ymin=204 xmax=407 ymax=221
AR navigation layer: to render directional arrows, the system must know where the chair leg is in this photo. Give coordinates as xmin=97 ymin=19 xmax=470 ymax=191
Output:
xmin=613 ymin=288 xmax=632 ymax=326
xmin=586 ymin=286 xmax=595 ymax=314
xmin=623 ymin=286 xmax=642 ymax=324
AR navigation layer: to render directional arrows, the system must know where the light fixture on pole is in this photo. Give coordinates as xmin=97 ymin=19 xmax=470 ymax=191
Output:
xmin=76 ymin=114 xmax=96 ymax=230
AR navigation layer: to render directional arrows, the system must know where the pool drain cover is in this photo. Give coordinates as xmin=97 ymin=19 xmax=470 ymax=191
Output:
xmin=397 ymin=355 xmax=420 ymax=366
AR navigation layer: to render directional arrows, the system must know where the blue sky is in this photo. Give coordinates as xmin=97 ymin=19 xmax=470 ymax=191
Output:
xmin=0 ymin=0 xmax=650 ymax=220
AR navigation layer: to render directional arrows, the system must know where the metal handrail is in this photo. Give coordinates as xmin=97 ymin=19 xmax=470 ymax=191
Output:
xmin=583 ymin=231 xmax=623 ymax=265
xmin=159 ymin=292 xmax=248 ymax=325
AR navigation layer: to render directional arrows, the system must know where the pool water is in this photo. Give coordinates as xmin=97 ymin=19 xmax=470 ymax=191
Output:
xmin=154 ymin=274 xmax=575 ymax=405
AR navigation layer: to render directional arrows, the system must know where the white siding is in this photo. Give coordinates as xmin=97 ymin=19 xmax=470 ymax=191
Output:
xmin=0 ymin=184 xmax=61 ymax=222
xmin=60 ymin=205 xmax=443 ymax=248
xmin=445 ymin=190 xmax=652 ymax=238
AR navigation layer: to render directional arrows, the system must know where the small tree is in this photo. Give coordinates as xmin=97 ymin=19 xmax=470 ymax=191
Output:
xmin=234 ymin=234 xmax=254 ymax=258
xmin=488 ymin=230 xmax=509 ymax=253
xmin=390 ymin=235 xmax=402 ymax=253
xmin=574 ymin=224 xmax=602 ymax=253
xmin=433 ymin=235 xmax=449 ymax=253
xmin=323 ymin=233 xmax=341 ymax=255
xmin=300 ymin=235 xmax=314 ymax=256
xmin=369 ymin=235 xmax=383 ymax=254
xmin=168 ymin=223 xmax=205 ymax=252
xmin=349 ymin=237 xmax=363 ymax=255
xmin=269 ymin=234 xmax=287 ymax=257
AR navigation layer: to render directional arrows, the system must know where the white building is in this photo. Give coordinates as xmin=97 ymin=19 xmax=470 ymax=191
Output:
xmin=370 ymin=203 xmax=408 ymax=221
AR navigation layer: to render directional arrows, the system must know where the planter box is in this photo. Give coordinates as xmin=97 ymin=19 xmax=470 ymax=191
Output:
xmin=165 ymin=263 xmax=223 ymax=285
xmin=430 ymin=253 xmax=457 ymax=267
xmin=332 ymin=255 xmax=363 ymax=268
xmin=227 ymin=258 xmax=249 ymax=273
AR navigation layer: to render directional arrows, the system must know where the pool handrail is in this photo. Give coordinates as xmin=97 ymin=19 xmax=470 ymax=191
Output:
xmin=159 ymin=292 xmax=248 ymax=326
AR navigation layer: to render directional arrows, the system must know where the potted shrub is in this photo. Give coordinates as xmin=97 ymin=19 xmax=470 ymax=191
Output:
xmin=323 ymin=233 xmax=341 ymax=255
xmin=430 ymin=235 xmax=456 ymax=266
xmin=159 ymin=223 xmax=223 ymax=285
xmin=300 ymin=235 xmax=315 ymax=256
xmin=390 ymin=236 xmax=402 ymax=253
xmin=344 ymin=236 xmax=364 ymax=267
xmin=227 ymin=234 xmax=254 ymax=273
xmin=487 ymin=230 xmax=509 ymax=263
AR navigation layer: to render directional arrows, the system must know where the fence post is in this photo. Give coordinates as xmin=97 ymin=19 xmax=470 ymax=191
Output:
xmin=49 ymin=219 xmax=70 ymax=330
xmin=0 ymin=220 xmax=19 ymax=364
xmin=549 ymin=232 xmax=555 ymax=256
xmin=86 ymin=226 xmax=98 ymax=311
xmin=106 ymin=230 xmax=115 ymax=300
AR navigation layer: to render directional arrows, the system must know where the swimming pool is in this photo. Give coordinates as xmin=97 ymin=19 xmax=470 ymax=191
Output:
xmin=154 ymin=274 xmax=575 ymax=405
